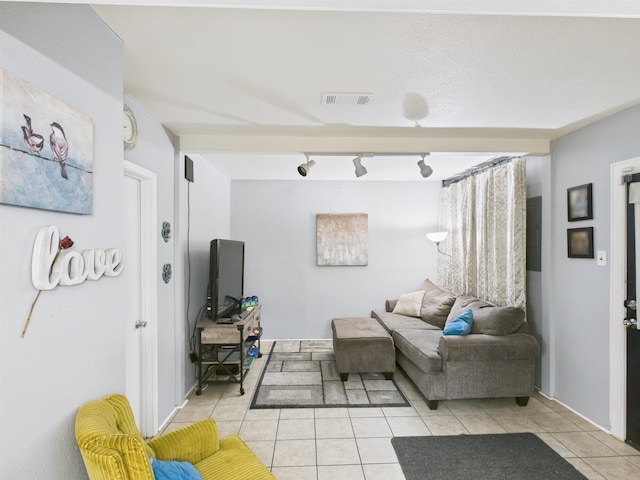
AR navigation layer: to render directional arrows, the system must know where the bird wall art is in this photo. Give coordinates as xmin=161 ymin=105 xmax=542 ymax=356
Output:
xmin=0 ymin=69 xmax=94 ymax=214
xmin=49 ymin=122 xmax=69 ymax=180
xmin=21 ymin=115 xmax=44 ymax=153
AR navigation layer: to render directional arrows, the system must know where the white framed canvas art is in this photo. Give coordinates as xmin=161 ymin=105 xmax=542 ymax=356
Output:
xmin=316 ymin=213 xmax=368 ymax=266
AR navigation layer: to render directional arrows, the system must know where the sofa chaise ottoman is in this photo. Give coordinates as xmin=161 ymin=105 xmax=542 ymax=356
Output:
xmin=331 ymin=317 xmax=396 ymax=381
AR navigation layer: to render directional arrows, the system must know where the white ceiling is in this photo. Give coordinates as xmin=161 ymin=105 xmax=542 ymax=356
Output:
xmin=74 ymin=1 xmax=640 ymax=179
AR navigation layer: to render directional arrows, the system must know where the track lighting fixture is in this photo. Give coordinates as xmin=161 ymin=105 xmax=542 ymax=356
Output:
xmin=297 ymin=155 xmax=315 ymax=177
xmin=298 ymin=152 xmax=433 ymax=178
xmin=417 ymin=155 xmax=433 ymax=178
xmin=353 ymin=156 xmax=367 ymax=177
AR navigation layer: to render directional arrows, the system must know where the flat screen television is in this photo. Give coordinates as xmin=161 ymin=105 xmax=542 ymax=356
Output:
xmin=207 ymin=239 xmax=245 ymax=319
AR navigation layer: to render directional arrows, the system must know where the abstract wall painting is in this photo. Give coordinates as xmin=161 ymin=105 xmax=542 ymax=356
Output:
xmin=316 ymin=213 xmax=368 ymax=266
xmin=567 ymin=227 xmax=594 ymax=259
xmin=567 ymin=183 xmax=592 ymax=222
xmin=0 ymin=69 xmax=93 ymax=214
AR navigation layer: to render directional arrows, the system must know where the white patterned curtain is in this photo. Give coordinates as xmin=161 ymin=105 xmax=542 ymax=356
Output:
xmin=437 ymin=157 xmax=526 ymax=309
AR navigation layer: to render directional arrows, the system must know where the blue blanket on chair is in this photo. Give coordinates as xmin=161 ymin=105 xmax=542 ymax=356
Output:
xmin=149 ymin=456 xmax=202 ymax=480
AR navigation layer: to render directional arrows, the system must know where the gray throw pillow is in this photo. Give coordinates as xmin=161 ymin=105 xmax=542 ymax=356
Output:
xmin=385 ymin=299 xmax=399 ymax=312
xmin=417 ymin=278 xmax=450 ymax=297
xmin=420 ymin=293 xmax=455 ymax=329
xmin=470 ymin=307 xmax=525 ymax=335
xmin=446 ymin=295 xmax=493 ymax=323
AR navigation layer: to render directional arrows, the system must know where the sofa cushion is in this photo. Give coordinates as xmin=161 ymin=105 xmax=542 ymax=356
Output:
xmin=392 ymin=329 xmax=442 ymax=373
xmin=372 ymin=310 xmax=440 ymax=334
xmin=471 ymin=307 xmax=525 ymax=336
xmin=420 ymin=292 xmax=455 ymax=329
xmin=385 ymin=280 xmax=451 ymax=314
xmin=194 ymin=434 xmax=277 ymax=480
xmin=418 ymin=278 xmax=451 ymax=297
xmin=438 ymin=333 xmax=540 ymax=362
xmin=446 ymin=295 xmax=493 ymax=323
xmin=442 ymin=309 xmax=473 ymax=336
xmin=392 ymin=290 xmax=425 ymax=317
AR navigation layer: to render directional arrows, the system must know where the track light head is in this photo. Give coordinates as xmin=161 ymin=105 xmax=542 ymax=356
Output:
xmin=418 ymin=155 xmax=433 ymax=178
xmin=353 ymin=156 xmax=367 ymax=177
xmin=297 ymin=156 xmax=315 ymax=177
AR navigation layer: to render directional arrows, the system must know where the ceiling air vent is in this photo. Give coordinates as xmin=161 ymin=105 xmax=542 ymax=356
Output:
xmin=322 ymin=93 xmax=373 ymax=106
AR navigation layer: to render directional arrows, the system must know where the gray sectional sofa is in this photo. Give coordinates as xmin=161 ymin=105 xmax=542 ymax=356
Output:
xmin=371 ymin=279 xmax=539 ymax=410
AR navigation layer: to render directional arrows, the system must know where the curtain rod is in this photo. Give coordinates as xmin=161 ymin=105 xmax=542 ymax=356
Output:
xmin=441 ymin=156 xmax=518 ymax=187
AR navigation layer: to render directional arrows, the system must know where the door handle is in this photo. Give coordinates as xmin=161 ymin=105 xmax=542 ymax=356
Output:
xmin=624 ymin=318 xmax=638 ymax=329
xmin=135 ymin=320 xmax=147 ymax=329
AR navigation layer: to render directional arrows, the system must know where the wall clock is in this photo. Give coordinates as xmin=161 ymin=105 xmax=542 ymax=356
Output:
xmin=123 ymin=104 xmax=138 ymax=150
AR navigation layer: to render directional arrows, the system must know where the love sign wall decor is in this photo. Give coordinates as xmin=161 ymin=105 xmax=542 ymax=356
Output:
xmin=22 ymin=225 xmax=124 ymax=337
xmin=31 ymin=225 xmax=123 ymax=289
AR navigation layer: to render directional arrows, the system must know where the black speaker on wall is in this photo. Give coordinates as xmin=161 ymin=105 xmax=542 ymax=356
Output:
xmin=185 ymin=155 xmax=194 ymax=183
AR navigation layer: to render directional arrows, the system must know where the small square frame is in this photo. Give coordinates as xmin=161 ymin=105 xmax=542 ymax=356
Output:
xmin=567 ymin=227 xmax=594 ymax=258
xmin=567 ymin=183 xmax=593 ymax=221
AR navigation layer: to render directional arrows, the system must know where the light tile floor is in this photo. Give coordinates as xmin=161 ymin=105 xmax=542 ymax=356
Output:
xmin=163 ymin=341 xmax=640 ymax=480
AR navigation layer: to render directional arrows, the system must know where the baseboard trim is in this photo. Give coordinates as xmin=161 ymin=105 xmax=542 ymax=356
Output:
xmin=535 ymin=388 xmax=611 ymax=437
xmin=156 ymin=398 xmax=189 ymax=436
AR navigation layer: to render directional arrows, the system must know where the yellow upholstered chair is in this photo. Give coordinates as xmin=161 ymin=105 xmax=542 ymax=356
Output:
xmin=75 ymin=393 xmax=276 ymax=480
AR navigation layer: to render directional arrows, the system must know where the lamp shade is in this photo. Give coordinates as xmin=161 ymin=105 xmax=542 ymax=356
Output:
xmin=426 ymin=231 xmax=448 ymax=244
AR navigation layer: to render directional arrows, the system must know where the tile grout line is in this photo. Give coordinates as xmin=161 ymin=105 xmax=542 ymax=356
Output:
xmin=176 ymin=341 xmax=640 ymax=479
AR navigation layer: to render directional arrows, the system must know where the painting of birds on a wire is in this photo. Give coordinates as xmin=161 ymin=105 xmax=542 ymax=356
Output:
xmin=1 ymin=69 xmax=93 ymax=214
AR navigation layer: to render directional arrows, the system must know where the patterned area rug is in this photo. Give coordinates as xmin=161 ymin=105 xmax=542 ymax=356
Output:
xmin=250 ymin=340 xmax=410 ymax=409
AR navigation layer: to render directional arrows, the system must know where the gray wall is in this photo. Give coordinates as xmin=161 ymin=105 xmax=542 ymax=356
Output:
xmin=550 ymin=104 xmax=640 ymax=429
xmin=176 ymin=155 xmax=231 ymax=391
xmin=0 ymin=3 xmax=125 ymax=478
xmin=231 ymin=180 xmax=441 ymax=339
xmin=525 ymin=156 xmax=552 ymax=390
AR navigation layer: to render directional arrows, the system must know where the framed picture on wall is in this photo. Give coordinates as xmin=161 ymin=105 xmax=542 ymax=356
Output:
xmin=0 ymin=69 xmax=94 ymax=214
xmin=567 ymin=227 xmax=594 ymax=258
xmin=567 ymin=183 xmax=593 ymax=221
xmin=316 ymin=213 xmax=368 ymax=266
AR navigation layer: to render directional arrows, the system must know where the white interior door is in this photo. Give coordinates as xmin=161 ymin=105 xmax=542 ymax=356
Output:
xmin=124 ymin=174 xmax=143 ymax=425
xmin=124 ymin=161 xmax=158 ymax=438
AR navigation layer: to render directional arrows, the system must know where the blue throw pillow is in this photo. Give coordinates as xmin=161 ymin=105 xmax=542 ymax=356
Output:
xmin=149 ymin=456 xmax=203 ymax=480
xmin=442 ymin=309 xmax=473 ymax=336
